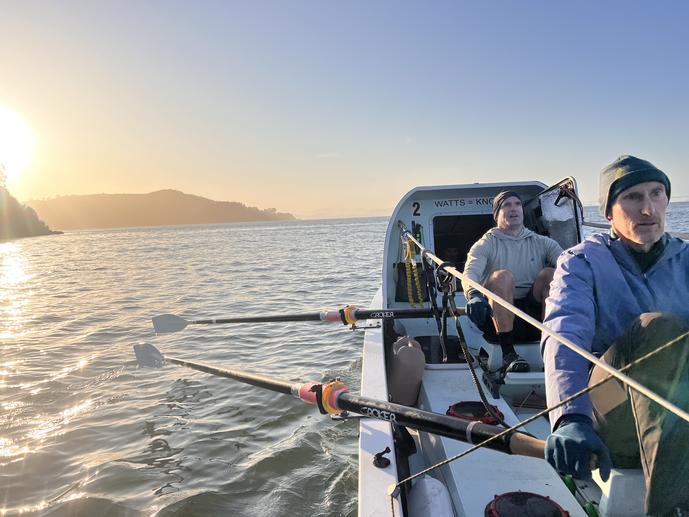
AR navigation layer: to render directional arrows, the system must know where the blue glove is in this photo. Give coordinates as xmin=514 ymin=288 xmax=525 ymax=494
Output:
xmin=466 ymin=293 xmax=491 ymax=327
xmin=545 ymin=414 xmax=612 ymax=481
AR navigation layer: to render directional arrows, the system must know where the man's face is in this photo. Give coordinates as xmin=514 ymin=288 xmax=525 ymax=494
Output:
xmin=496 ymin=196 xmax=523 ymax=231
xmin=609 ymin=181 xmax=667 ymax=251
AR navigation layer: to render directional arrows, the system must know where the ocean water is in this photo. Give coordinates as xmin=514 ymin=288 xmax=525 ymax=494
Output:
xmin=2 ymin=204 xmax=688 ymax=516
xmin=1 ymin=218 xmax=387 ymax=517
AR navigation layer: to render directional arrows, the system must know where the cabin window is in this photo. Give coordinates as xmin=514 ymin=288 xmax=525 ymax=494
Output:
xmin=432 ymin=214 xmax=495 ymax=272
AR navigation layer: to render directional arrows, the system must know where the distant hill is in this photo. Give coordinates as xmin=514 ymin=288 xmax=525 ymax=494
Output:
xmin=0 ymin=187 xmax=60 ymax=241
xmin=25 ymin=190 xmax=295 ymax=230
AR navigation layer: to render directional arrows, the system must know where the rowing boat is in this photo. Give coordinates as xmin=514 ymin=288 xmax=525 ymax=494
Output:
xmin=358 ymin=178 xmax=648 ymax=516
xmin=141 ymin=177 xmax=671 ymax=516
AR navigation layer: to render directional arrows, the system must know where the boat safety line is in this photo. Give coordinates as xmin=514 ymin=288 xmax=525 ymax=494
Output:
xmin=389 ymin=327 xmax=689 ymax=496
xmin=399 ymin=221 xmax=689 ymax=427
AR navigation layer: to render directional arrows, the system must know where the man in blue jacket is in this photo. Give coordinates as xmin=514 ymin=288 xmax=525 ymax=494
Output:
xmin=542 ymin=155 xmax=689 ymax=515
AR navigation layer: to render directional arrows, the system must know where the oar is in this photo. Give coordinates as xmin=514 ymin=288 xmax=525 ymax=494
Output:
xmin=152 ymin=306 xmax=465 ymax=334
xmin=133 ymin=343 xmax=544 ymax=458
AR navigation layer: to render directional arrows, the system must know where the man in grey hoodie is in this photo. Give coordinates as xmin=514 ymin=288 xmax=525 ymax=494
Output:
xmin=463 ymin=190 xmax=563 ymax=373
xmin=543 ymin=155 xmax=689 ymax=515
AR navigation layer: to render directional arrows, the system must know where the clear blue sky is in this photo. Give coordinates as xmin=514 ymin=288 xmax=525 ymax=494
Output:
xmin=1 ymin=1 xmax=688 ymax=218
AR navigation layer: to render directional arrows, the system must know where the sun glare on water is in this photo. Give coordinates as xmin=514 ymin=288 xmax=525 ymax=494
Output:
xmin=0 ymin=104 xmax=35 ymax=184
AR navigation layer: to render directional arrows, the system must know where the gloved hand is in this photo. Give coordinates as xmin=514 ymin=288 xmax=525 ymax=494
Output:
xmin=545 ymin=414 xmax=612 ymax=481
xmin=466 ymin=293 xmax=491 ymax=327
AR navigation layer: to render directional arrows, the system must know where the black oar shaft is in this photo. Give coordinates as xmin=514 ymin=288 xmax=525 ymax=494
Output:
xmin=192 ymin=314 xmax=323 ymax=325
xmin=190 ymin=308 xmax=464 ymax=326
xmin=336 ymin=393 xmax=514 ymax=454
xmin=154 ymin=306 xmax=469 ymax=334
xmin=165 ymin=356 xmax=294 ymax=395
xmin=352 ymin=308 xmax=464 ymax=320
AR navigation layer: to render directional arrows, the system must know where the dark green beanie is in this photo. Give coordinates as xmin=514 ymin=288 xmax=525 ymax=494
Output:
xmin=599 ymin=155 xmax=671 ymax=216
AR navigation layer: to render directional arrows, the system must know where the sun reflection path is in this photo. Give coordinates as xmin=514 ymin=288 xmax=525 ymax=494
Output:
xmin=0 ymin=242 xmax=29 ymax=286
xmin=4 ymin=355 xmax=93 ymax=391
xmin=27 ymin=399 xmax=95 ymax=443
xmin=0 ymin=237 xmax=105 ymax=497
xmin=0 ymin=242 xmax=31 ymax=341
xmin=0 ymin=396 xmax=97 ymax=472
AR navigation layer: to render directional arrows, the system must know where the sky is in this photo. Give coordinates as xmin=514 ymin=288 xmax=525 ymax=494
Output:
xmin=1 ymin=1 xmax=688 ymax=219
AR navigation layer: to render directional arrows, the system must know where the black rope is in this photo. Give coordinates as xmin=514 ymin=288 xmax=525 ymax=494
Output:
xmin=447 ymin=296 xmax=511 ymax=429
xmin=420 ymin=252 xmax=440 ymax=319
xmin=435 ymin=261 xmax=458 ymax=364
xmin=426 ymin=255 xmax=509 ymax=427
xmin=420 ymin=253 xmax=444 ymax=347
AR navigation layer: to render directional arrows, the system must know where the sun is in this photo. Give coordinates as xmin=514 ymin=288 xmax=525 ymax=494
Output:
xmin=0 ymin=104 xmax=35 ymax=185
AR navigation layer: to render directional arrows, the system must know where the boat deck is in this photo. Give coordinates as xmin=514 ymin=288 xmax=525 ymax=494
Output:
xmin=415 ymin=365 xmax=587 ymax=517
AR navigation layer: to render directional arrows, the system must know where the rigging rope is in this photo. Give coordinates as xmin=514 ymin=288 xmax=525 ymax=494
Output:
xmin=398 ymin=221 xmax=689 ymax=427
xmin=434 ymin=261 xmax=458 ymax=363
xmin=420 ymin=250 xmax=444 ymax=353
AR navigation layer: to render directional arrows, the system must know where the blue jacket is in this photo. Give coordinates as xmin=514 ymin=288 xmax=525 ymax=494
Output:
xmin=542 ymin=233 xmax=689 ymax=428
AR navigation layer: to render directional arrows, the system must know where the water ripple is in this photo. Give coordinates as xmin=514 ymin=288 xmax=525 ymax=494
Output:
xmin=0 ymin=218 xmax=385 ymax=516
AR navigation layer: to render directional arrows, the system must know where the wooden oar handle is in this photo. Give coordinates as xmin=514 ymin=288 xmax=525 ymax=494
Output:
xmin=509 ymin=433 xmax=601 ymax=471
xmin=508 ymin=432 xmax=545 ymax=458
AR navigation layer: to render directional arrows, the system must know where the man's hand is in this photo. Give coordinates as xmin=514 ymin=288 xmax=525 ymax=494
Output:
xmin=545 ymin=414 xmax=612 ymax=481
xmin=466 ymin=293 xmax=491 ymax=327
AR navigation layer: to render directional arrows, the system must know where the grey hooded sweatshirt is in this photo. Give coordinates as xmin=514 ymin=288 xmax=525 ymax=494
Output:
xmin=463 ymin=227 xmax=563 ymax=299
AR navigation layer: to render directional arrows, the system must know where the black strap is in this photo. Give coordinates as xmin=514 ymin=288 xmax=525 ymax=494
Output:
xmin=338 ymin=308 xmax=347 ymax=325
xmin=309 ymin=384 xmax=328 ymax=415
xmin=434 ymin=261 xmax=457 ymax=295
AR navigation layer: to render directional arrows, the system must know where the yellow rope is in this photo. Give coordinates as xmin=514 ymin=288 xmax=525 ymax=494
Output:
xmin=410 ymin=248 xmax=424 ymax=307
xmin=404 ymin=241 xmax=416 ymax=307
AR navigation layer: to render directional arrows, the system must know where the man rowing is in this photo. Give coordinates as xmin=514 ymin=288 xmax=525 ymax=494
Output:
xmin=463 ymin=190 xmax=563 ymax=373
xmin=543 ymin=155 xmax=689 ymax=515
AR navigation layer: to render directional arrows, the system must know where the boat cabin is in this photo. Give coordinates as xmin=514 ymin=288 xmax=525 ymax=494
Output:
xmin=359 ymin=178 xmax=646 ymax=516
xmin=383 ymin=178 xmax=581 ymax=375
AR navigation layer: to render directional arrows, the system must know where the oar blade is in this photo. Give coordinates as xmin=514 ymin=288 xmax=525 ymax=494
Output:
xmin=133 ymin=343 xmax=166 ymax=368
xmin=152 ymin=314 xmax=189 ymax=334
